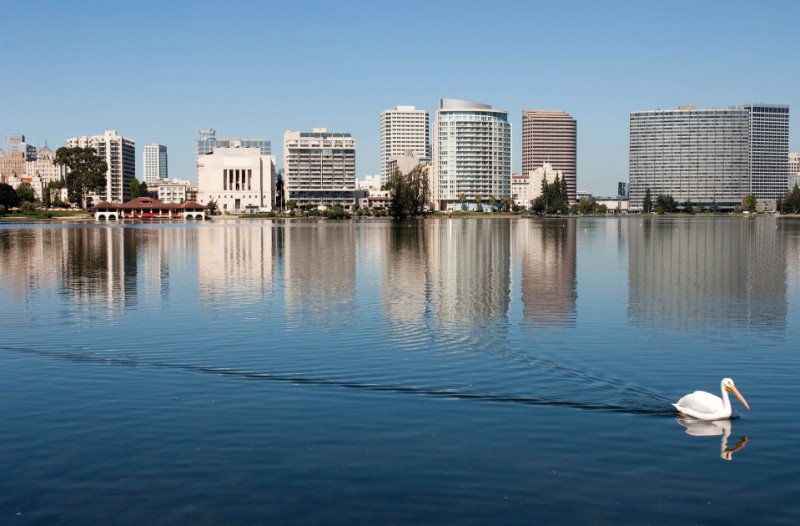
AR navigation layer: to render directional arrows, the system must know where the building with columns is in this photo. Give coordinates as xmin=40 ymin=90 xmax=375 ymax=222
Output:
xmin=196 ymin=147 xmax=276 ymax=213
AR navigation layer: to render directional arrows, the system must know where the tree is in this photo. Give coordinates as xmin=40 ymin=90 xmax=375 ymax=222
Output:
xmin=275 ymin=168 xmax=285 ymax=209
xmin=130 ymin=178 xmax=141 ymax=199
xmin=475 ymin=194 xmax=483 ymax=212
xmin=43 ymin=180 xmax=64 ymax=208
xmin=140 ymin=181 xmax=149 ymax=198
xmin=779 ymin=185 xmax=800 ymax=213
xmin=16 ymin=182 xmax=36 ymax=203
xmin=458 ymin=193 xmax=467 ymax=211
xmin=742 ymin=194 xmax=756 ymax=213
xmin=0 ymin=183 xmax=20 ymax=209
xmin=655 ymin=194 xmax=677 ymax=214
xmin=488 ymin=195 xmax=496 ymax=213
xmin=386 ymin=165 xmax=430 ymax=219
xmin=54 ymin=147 xmax=107 ymax=209
xmin=643 ymin=187 xmax=653 ymax=213
xmin=206 ymin=198 xmax=219 ymax=216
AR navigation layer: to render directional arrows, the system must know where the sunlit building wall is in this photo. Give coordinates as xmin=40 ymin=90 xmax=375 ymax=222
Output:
xmin=432 ymin=99 xmax=511 ymax=211
xmin=284 ymin=128 xmax=356 ymax=207
xmin=67 ymin=129 xmax=136 ymax=203
xmin=380 ymin=106 xmax=430 ymax=185
xmin=522 ymin=110 xmax=577 ymax=203
xmin=629 ymin=104 xmax=789 ymax=211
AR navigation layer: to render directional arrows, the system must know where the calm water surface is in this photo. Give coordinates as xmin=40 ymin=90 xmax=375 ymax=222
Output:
xmin=1 ymin=217 xmax=799 ymax=524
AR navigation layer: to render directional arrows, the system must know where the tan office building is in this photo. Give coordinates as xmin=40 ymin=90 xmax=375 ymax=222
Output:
xmin=522 ymin=110 xmax=577 ymax=204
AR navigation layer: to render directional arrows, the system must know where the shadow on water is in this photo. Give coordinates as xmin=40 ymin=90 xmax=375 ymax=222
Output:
xmin=2 ymin=344 xmax=676 ymax=417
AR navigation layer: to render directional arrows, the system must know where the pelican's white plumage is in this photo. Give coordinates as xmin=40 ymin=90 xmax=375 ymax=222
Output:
xmin=672 ymin=378 xmax=750 ymax=421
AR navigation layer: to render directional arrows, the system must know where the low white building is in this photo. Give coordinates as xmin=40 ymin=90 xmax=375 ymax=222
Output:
xmin=511 ymin=162 xmax=562 ymax=208
xmin=197 ymin=147 xmax=276 ymax=213
xmin=156 ymin=178 xmax=192 ymax=204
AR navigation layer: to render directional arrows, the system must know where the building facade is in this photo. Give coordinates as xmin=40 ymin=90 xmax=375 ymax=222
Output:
xmin=156 ymin=178 xmax=191 ymax=204
xmin=283 ymin=128 xmax=356 ymax=207
xmin=143 ymin=144 xmax=168 ymax=186
xmin=431 ymin=98 xmax=511 ymax=211
xmin=379 ymin=106 xmax=430 ymax=185
xmin=196 ymin=129 xmax=271 ymax=180
xmin=745 ymin=104 xmax=789 ymax=200
xmin=511 ymin=162 xmax=562 ymax=208
xmin=522 ymin=110 xmax=577 ymax=203
xmin=629 ymin=104 xmax=791 ymax=211
xmin=196 ymin=147 xmax=276 ymax=212
xmin=790 ymin=153 xmax=800 ymax=190
xmin=67 ymin=129 xmax=136 ymax=203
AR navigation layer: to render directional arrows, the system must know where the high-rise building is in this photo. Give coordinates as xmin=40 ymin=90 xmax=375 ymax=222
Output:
xmin=629 ymin=104 xmax=789 ymax=210
xmin=431 ymin=98 xmax=511 ymax=211
xmin=379 ymin=106 xmax=429 ymax=184
xmin=283 ymin=128 xmax=356 ymax=207
xmin=143 ymin=144 xmax=168 ymax=186
xmin=745 ymin=104 xmax=790 ymax=199
xmin=522 ymin=110 xmax=577 ymax=204
xmin=67 ymin=129 xmax=135 ymax=203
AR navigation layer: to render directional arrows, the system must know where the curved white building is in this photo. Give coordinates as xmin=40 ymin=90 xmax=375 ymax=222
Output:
xmin=432 ymin=98 xmax=511 ymax=211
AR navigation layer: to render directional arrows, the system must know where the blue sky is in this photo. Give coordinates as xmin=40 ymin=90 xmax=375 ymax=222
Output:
xmin=2 ymin=0 xmax=799 ymax=195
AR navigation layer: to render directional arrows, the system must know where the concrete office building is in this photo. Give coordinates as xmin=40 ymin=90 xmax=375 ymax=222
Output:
xmin=431 ymin=98 xmax=511 ymax=211
xmin=196 ymin=147 xmax=276 ymax=213
xmin=629 ymin=104 xmax=789 ymax=211
xmin=67 ymin=129 xmax=135 ymax=203
xmin=380 ymin=106 xmax=430 ymax=184
xmin=143 ymin=144 xmax=168 ymax=186
xmin=522 ymin=110 xmax=577 ymax=203
xmin=284 ymin=128 xmax=356 ymax=207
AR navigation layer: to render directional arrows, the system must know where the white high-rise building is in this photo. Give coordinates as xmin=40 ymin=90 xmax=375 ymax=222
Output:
xmin=143 ymin=144 xmax=168 ymax=186
xmin=67 ymin=129 xmax=135 ymax=203
xmin=431 ymin=98 xmax=511 ymax=211
xmin=284 ymin=128 xmax=356 ymax=207
xmin=629 ymin=104 xmax=789 ymax=211
xmin=379 ymin=106 xmax=429 ymax=184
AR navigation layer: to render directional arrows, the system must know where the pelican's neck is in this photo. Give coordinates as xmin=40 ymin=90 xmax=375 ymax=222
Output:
xmin=720 ymin=381 xmax=732 ymax=413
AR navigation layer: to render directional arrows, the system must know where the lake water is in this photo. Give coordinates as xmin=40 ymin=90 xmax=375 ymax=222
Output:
xmin=1 ymin=217 xmax=799 ymax=524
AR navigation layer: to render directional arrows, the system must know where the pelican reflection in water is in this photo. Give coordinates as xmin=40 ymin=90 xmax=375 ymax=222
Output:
xmin=677 ymin=417 xmax=749 ymax=460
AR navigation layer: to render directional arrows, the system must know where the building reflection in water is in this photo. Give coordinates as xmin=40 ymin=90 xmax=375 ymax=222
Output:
xmin=628 ymin=218 xmax=787 ymax=329
xmin=427 ymin=219 xmax=511 ymax=326
xmin=381 ymin=220 xmax=431 ymax=328
xmin=514 ymin=219 xmax=577 ymax=327
xmin=283 ymin=222 xmax=356 ymax=329
xmin=197 ymin=222 xmax=276 ymax=306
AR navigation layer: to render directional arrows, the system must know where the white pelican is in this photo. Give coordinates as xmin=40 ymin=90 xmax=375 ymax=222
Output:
xmin=672 ymin=378 xmax=750 ymax=421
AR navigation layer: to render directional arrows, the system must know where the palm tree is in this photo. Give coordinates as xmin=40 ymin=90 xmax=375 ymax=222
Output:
xmin=475 ymin=194 xmax=483 ymax=212
xmin=458 ymin=193 xmax=467 ymax=211
xmin=489 ymin=195 xmax=496 ymax=213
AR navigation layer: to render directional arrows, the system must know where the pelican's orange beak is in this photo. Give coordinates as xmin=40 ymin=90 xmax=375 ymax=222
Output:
xmin=727 ymin=384 xmax=751 ymax=410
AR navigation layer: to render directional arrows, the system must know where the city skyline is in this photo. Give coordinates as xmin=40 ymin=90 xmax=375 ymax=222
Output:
xmin=2 ymin=1 xmax=799 ymax=196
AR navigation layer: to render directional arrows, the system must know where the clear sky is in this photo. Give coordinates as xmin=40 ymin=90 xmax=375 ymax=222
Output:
xmin=3 ymin=0 xmax=799 ymax=195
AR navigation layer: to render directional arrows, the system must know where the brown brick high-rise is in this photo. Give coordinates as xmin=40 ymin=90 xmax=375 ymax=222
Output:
xmin=522 ymin=110 xmax=577 ymax=204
